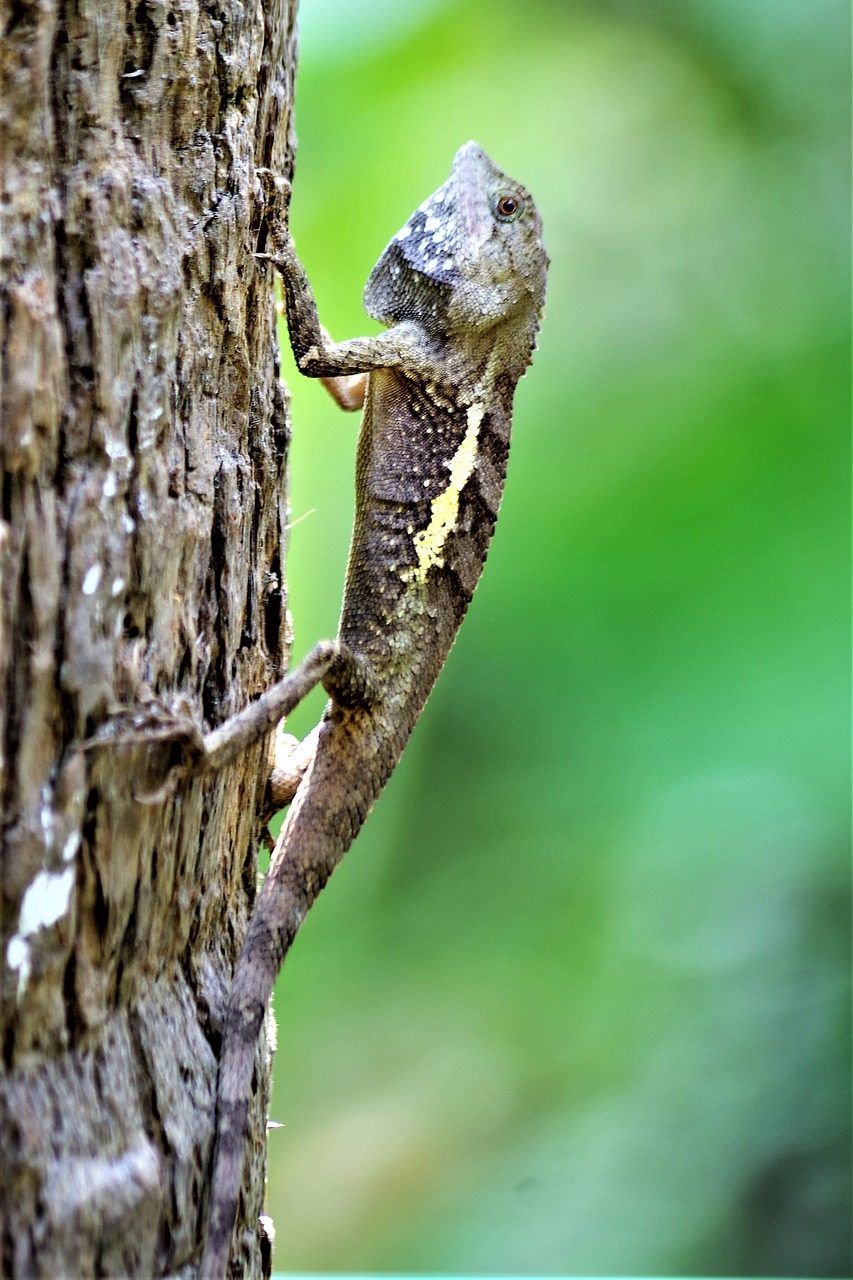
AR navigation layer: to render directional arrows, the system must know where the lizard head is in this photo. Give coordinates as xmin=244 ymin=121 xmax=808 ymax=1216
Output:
xmin=364 ymin=141 xmax=548 ymax=359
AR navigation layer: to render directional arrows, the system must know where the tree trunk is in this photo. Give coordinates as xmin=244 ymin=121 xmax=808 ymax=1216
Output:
xmin=1 ymin=1 xmax=298 ymax=1275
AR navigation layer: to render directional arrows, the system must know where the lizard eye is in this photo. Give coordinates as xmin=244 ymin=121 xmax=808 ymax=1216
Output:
xmin=494 ymin=191 xmax=524 ymax=222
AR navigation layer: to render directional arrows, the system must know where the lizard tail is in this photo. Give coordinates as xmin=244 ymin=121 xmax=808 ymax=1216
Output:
xmin=200 ymin=709 xmax=387 ymax=1279
xmin=199 ymin=852 xmax=307 ymax=1280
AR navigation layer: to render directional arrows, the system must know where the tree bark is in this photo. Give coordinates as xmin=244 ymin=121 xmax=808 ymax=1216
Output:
xmin=0 ymin=1 xmax=298 ymax=1275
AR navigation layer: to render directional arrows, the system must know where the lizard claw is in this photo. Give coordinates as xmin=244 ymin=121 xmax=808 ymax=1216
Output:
xmin=254 ymin=167 xmax=294 ymax=261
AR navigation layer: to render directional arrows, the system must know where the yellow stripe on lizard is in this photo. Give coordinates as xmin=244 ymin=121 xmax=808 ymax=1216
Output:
xmin=409 ymin=402 xmax=485 ymax=582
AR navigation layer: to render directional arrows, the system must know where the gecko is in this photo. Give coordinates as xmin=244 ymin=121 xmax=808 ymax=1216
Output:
xmin=199 ymin=140 xmax=548 ymax=1279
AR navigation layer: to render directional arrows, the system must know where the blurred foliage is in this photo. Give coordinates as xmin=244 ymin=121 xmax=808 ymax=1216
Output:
xmin=267 ymin=0 xmax=851 ymax=1274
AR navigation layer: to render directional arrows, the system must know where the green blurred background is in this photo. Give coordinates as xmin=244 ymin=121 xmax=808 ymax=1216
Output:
xmin=268 ymin=0 xmax=851 ymax=1274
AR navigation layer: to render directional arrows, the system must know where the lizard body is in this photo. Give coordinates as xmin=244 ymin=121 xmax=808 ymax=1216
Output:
xmin=200 ymin=141 xmax=548 ymax=1279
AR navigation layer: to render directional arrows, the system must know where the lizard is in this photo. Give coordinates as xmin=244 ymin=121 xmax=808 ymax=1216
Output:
xmin=199 ymin=139 xmax=549 ymax=1279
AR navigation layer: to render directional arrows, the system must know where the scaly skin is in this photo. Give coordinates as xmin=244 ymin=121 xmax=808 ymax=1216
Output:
xmin=200 ymin=141 xmax=548 ymax=1279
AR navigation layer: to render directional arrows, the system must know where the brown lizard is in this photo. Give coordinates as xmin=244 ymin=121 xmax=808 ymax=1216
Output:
xmin=199 ymin=140 xmax=548 ymax=1278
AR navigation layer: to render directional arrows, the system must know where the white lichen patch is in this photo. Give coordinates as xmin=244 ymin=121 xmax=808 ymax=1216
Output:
xmin=40 ymin=793 xmax=56 ymax=847
xmin=7 ymin=866 xmax=76 ymax=1000
xmin=6 ymin=937 xmax=32 ymax=997
xmin=82 ymin=564 xmax=102 ymax=595
xmin=62 ymin=831 xmax=81 ymax=863
xmin=19 ymin=867 xmax=75 ymax=935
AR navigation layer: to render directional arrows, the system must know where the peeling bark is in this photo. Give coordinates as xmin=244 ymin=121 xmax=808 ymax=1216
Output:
xmin=0 ymin=2 xmax=298 ymax=1274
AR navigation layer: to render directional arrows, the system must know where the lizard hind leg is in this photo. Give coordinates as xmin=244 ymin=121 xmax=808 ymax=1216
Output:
xmin=202 ymin=639 xmax=341 ymax=776
xmin=263 ymin=641 xmax=376 ymax=814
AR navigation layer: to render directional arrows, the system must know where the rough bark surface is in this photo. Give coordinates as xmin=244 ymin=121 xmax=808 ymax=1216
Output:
xmin=0 ymin=1 xmax=298 ymax=1275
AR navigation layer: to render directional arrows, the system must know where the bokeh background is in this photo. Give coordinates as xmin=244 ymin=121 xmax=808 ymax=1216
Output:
xmin=268 ymin=0 xmax=851 ymax=1274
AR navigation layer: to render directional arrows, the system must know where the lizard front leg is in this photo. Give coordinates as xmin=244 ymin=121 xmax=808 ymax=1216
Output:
xmin=256 ymin=168 xmax=447 ymax=391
